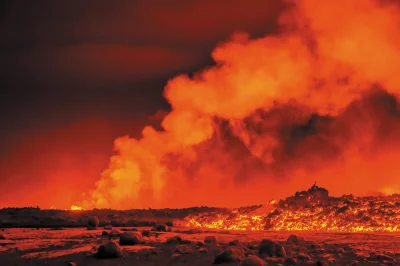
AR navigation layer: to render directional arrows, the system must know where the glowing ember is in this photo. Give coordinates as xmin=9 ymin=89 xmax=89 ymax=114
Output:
xmin=186 ymin=185 xmax=400 ymax=232
xmin=70 ymin=205 xmax=83 ymax=211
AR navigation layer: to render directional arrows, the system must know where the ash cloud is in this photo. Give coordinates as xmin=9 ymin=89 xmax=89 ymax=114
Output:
xmin=1 ymin=0 xmax=285 ymax=208
xmin=81 ymin=0 xmax=400 ymax=209
xmin=164 ymin=87 xmax=400 ymax=186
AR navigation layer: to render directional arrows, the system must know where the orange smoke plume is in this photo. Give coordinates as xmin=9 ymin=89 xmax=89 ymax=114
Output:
xmin=81 ymin=0 xmax=400 ymax=209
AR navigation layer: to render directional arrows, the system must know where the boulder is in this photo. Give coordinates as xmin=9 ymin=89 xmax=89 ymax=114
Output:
xmin=240 ymin=255 xmax=268 ymax=266
xmin=205 ymin=235 xmax=217 ymax=244
xmin=87 ymin=216 xmax=99 ymax=230
xmin=214 ymin=247 xmax=245 ymax=264
xmin=259 ymin=239 xmax=286 ymax=258
xmin=119 ymin=232 xmax=144 ymax=246
xmin=96 ymin=241 xmax=122 ymax=259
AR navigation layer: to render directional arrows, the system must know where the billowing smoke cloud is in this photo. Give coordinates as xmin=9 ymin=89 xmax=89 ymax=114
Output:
xmin=82 ymin=0 xmax=400 ymax=209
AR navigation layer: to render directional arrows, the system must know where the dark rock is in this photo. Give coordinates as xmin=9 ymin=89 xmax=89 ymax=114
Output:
xmin=284 ymin=257 xmax=298 ymax=265
xmin=259 ymin=239 xmax=286 ymax=258
xmin=66 ymin=262 xmax=77 ymax=266
xmin=247 ymin=243 xmax=258 ymax=250
xmin=95 ymin=241 xmax=122 ymax=259
xmin=150 ymin=249 xmax=159 ymax=255
xmin=297 ymin=253 xmax=311 ymax=262
xmin=0 ymin=234 xmax=6 ymax=240
xmin=229 ymin=240 xmax=240 ymax=246
xmin=50 ymin=227 xmax=64 ymax=230
xmin=205 ymin=235 xmax=217 ymax=244
xmin=153 ymin=224 xmax=168 ymax=232
xmin=286 ymin=235 xmax=306 ymax=245
xmin=382 ymin=260 xmax=395 ymax=265
xmin=119 ymin=232 xmax=143 ymax=246
xmin=174 ymin=245 xmax=192 ymax=254
xmin=141 ymin=230 xmax=151 ymax=237
xmin=108 ymin=229 xmax=122 ymax=237
xmin=240 ymin=255 xmax=268 ymax=266
xmin=101 ymin=231 xmax=108 ymax=236
xmin=376 ymin=254 xmax=394 ymax=261
xmin=199 ymin=247 xmax=208 ymax=253
xmin=87 ymin=216 xmax=100 ymax=230
xmin=337 ymin=247 xmax=345 ymax=253
xmin=121 ymin=228 xmax=138 ymax=232
xmin=196 ymin=241 xmax=205 ymax=247
xmin=354 ymin=251 xmax=370 ymax=261
xmin=336 ymin=206 xmax=349 ymax=214
xmin=171 ymin=253 xmax=181 ymax=259
xmin=214 ymin=247 xmax=245 ymax=264
xmin=166 ymin=236 xmax=183 ymax=244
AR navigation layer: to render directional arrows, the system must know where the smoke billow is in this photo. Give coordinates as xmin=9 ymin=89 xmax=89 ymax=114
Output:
xmin=82 ymin=0 xmax=400 ymax=209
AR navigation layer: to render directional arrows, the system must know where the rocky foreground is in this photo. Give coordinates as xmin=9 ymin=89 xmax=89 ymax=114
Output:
xmin=0 ymin=225 xmax=399 ymax=265
xmin=2 ymin=185 xmax=400 ymax=265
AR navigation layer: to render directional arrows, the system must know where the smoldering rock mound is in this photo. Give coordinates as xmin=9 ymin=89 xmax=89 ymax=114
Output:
xmin=187 ymin=183 xmax=400 ymax=232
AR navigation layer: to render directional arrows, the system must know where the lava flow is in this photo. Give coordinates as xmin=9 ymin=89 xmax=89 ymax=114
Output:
xmin=70 ymin=205 xmax=83 ymax=211
xmin=187 ymin=184 xmax=400 ymax=232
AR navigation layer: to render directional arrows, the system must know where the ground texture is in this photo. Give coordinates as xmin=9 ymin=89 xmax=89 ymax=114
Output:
xmin=1 ymin=226 xmax=399 ymax=265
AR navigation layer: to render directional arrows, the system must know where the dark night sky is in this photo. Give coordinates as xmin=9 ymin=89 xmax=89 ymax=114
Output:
xmin=0 ymin=0 xmax=285 ymax=208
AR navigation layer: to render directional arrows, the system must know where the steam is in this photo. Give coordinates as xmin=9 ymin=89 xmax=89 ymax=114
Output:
xmin=82 ymin=0 xmax=400 ymax=209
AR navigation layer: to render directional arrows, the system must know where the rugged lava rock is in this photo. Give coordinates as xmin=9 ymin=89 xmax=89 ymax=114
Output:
xmin=165 ymin=235 xmax=192 ymax=244
xmin=284 ymin=257 xmax=298 ymax=265
xmin=119 ymin=232 xmax=143 ymax=245
xmin=108 ymin=229 xmax=122 ymax=237
xmin=186 ymin=184 xmax=400 ymax=232
xmin=153 ymin=224 xmax=169 ymax=232
xmin=205 ymin=235 xmax=217 ymax=244
xmin=141 ymin=230 xmax=151 ymax=237
xmin=104 ymin=225 xmax=112 ymax=230
xmin=214 ymin=247 xmax=245 ymax=264
xmin=240 ymin=255 xmax=268 ymax=266
xmin=286 ymin=235 xmax=306 ymax=245
xmin=96 ymin=241 xmax=122 ymax=259
xmin=259 ymin=239 xmax=286 ymax=258
xmin=87 ymin=216 xmax=99 ymax=230
xmin=174 ymin=245 xmax=192 ymax=254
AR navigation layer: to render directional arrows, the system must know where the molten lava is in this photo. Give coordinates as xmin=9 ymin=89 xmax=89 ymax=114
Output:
xmin=70 ymin=205 xmax=83 ymax=211
xmin=187 ymin=185 xmax=400 ymax=232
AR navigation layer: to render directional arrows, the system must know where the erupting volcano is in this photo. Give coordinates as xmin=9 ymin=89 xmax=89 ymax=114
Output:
xmin=78 ymin=0 xmax=400 ymax=211
xmin=4 ymin=0 xmax=400 ymax=265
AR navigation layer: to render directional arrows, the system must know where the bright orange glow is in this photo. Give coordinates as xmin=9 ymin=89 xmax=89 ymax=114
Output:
xmin=187 ymin=185 xmax=400 ymax=232
xmin=70 ymin=205 xmax=83 ymax=211
xmin=77 ymin=0 xmax=400 ymax=211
